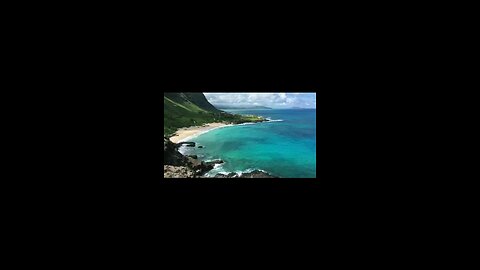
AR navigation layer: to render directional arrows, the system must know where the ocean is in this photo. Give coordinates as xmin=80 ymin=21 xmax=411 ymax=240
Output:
xmin=179 ymin=109 xmax=317 ymax=178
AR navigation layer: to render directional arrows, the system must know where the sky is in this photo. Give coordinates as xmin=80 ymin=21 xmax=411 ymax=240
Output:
xmin=204 ymin=92 xmax=316 ymax=109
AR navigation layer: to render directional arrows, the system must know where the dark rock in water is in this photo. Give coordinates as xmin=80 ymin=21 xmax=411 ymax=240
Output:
xmin=205 ymin=159 xmax=224 ymax=166
xmin=186 ymin=157 xmax=201 ymax=168
xmin=177 ymin=142 xmax=196 ymax=147
xmin=187 ymin=155 xmax=198 ymax=159
xmin=240 ymin=170 xmax=278 ymax=178
xmin=198 ymin=146 xmax=204 ymax=148
xmin=186 ymin=157 xmax=214 ymax=176
xmin=213 ymin=172 xmax=237 ymax=178
xmin=212 ymin=170 xmax=278 ymax=178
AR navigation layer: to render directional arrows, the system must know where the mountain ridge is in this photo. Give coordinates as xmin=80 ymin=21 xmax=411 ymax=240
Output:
xmin=163 ymin=93 xmax=266 ymax=136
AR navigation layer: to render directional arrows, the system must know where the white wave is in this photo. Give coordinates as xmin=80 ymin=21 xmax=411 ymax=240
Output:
xmin=178 ymin=145 xmax=187 ymax=154
xmin=177 ymin=119 xmax=282 ymax=143
xmin=203 ymin=167 xmax=276 ymax=177
xmin=237 ymin=168 xmax=271 ymax=177
xmin=203 ymin=159 xmax=225 ymax=170
xmin=203 ymin=163 xmax=226 ymax=177
xmin=243 ymin=168 xmax=268 ymax=174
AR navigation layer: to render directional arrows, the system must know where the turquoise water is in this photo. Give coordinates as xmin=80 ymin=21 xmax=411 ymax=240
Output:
xmin=179 ymin=109 xmax=316 ymax=178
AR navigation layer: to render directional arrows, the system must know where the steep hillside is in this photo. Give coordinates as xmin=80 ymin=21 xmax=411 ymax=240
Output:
xmin=164 ymin=93 xmax=220 ymax=113
xmin=163 ymin=92 xmax=265 ymax=136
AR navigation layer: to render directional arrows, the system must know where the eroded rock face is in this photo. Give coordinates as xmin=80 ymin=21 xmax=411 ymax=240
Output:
xmin=164 ymin=138 xmax=188 ymax=166
xmin=164 ymin=137 xmax=219 ymax=178
xmin=163 ymin=165 xmax=195 ymax=178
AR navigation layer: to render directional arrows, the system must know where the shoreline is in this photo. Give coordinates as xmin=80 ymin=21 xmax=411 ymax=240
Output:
xmin=168 ymin=119 xmax=282 ymax=144
xmin=169 ymin=122 xmax=230 ymax=143
xmin=164 ymin=119 xmax=286 ymax=178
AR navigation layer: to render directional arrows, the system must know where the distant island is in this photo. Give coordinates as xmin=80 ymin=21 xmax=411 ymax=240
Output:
xmin=215 ymin=105 xmax=272 ymax=110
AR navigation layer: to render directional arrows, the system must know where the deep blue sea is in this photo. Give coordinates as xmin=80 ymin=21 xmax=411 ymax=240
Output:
xmin=179 ymin=109 xmax=316 ymax=178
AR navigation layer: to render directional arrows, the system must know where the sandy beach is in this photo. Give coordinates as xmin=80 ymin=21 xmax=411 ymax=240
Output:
xmin=169 ymin=122 xmax=229 ymax=143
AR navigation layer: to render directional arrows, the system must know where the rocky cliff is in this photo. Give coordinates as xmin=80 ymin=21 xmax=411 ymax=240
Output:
xmin=163 ymin=137 xmax=211 ymax=178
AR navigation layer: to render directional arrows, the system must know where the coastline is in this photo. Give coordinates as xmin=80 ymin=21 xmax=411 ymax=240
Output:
xmin=169 ymin=122 xmax=230 ymax=143
xmin=168 ymin=119 xmax=281 ymax=144
xmin=164 ymin=117 xmax=293 ymax=178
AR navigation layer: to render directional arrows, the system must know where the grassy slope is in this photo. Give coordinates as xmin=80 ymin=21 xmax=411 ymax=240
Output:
xmin=164 ymin=96 xmax=216 ymax=136
xmin=163 ymin=93 xmax=265 ymax=137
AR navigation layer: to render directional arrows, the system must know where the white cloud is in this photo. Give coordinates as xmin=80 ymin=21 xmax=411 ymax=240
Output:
xmin=204 ymin=93 xmax=316 ymax=108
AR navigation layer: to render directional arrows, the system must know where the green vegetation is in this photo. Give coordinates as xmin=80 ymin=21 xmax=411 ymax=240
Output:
xmin=215 ymin=105 xmax=272 ymax=109
xmin=164 ymin=93 xmax=266 ymax=137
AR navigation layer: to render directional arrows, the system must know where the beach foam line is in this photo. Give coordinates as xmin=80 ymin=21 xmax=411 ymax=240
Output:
xmin=177 ymin=124 xmax=234 ymax=142
xmin=177 ymin=119 xmax=283 ymax=143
